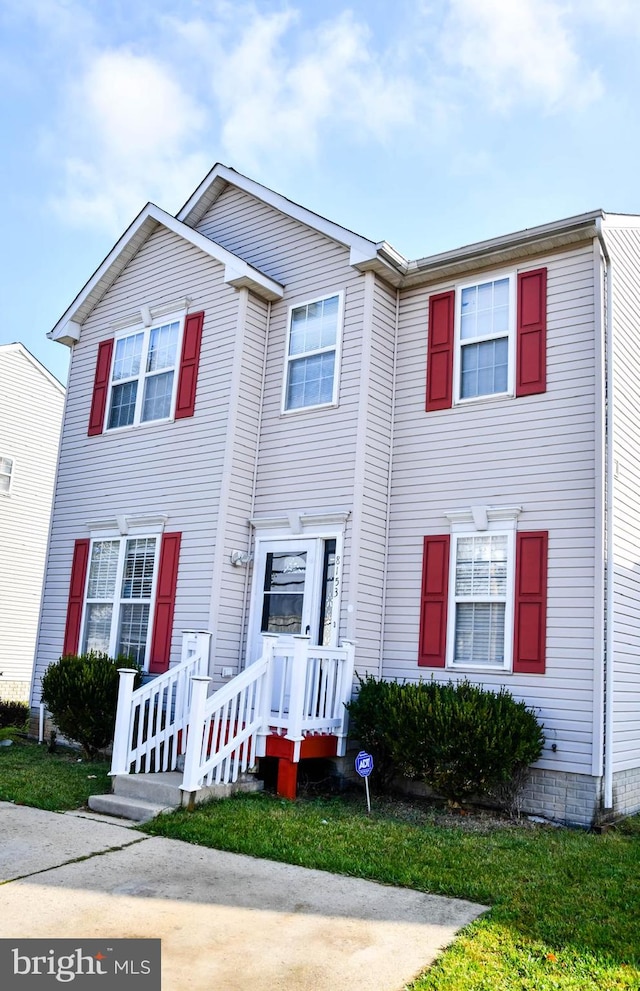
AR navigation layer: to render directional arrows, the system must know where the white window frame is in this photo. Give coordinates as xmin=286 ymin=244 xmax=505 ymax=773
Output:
xmin=106 ymin=312 xmax=185 ymax=431
xmin=79 ymin=520 xmax=164 ymax=670
xmin=281 ymin=291 xmax=344 ymax=414
xmin=453 ymin=272 xmax=516 ymax=405
xmin=0 ymin=455 xmax=14 ymax=495
xmin=444 ymin=508 xmax=520 ymax=672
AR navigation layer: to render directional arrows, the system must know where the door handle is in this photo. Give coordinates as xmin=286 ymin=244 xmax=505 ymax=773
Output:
xmin=305 ymin=625 xmax=310 ymax=635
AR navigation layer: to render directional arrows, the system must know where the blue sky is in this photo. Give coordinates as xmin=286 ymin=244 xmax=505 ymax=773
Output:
xmin=2 ymin=0 xmax=640 ymax=385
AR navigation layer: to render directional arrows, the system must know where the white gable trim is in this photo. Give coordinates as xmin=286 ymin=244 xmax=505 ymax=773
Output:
xmin=177 ymin=164 xmax=403 ymax=273
xmin=48 ymin=203 xmax=284 ymax=346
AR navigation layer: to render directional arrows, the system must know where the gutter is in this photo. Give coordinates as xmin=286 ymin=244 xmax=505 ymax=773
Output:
xmin=595 ymin=217 xmax=614 ymax=811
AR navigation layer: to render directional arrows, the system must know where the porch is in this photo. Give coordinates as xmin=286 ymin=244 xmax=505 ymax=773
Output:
xmin=98 ymin=631 xmax=356 ymax=818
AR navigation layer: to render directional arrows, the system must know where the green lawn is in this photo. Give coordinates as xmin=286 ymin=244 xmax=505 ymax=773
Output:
xmin=1 ymin=741 xmax=639 ymax=990
xmin=0 ymin=738 xmax=111 ymax=811
xmin=142 ymin=792 xmax=640 ymax=991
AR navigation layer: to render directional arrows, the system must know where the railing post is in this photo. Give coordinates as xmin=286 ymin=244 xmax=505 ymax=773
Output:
xmin=181 ymin=676 xmax=212 ymax=794
xmin=285 ymin=635 xmax=309 ymax=762
xmin=336 ymin=640 xmax=356 ymax=757
xmin=110 ymin=669 xmax=139 ymax=776
xmin=181 ymin=630 xmax=212 ymax=676
xmin=256 ymin=634 xmax=279 ymax=757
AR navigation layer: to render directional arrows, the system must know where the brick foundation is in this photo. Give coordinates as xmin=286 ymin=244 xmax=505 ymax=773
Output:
xmin=0 ymin=681 xmax=30 ymax=703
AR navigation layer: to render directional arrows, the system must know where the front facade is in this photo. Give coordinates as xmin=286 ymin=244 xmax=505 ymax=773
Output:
xmin=31 ymin=167 xmax=640 ymax=825
xmin=0 ymin=344 xmax=64 ymax=702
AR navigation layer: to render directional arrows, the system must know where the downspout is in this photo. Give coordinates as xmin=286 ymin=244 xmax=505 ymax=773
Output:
xmin=596 ymin=218 xmax=614 ymax=811
xmin=377 ymin=286 xmax=400 ymax=678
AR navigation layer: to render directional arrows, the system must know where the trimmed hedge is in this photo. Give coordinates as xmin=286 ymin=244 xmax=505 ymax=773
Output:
xmin=0 ymin=699 xmax=29 ymax=730
xmin=347 ymin=676 xmax=544 ymax=807
xmin=41 ymin=652 xmax=142 ymax=759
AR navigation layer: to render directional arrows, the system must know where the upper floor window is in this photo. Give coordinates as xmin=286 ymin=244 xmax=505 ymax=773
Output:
xmin=0 ymin=456 xmax=13 ymax=494
xmin=283 ymin=293 xmax=342 ymax=412
xmin=457 ymin=277 xmax=514 ymax=401
xmin=108 ymin=319 xmax=181 ymax=430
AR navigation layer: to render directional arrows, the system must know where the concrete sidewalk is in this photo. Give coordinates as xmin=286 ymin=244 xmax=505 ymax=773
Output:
xmin=0 ymin=802 xmax=486 ymax=990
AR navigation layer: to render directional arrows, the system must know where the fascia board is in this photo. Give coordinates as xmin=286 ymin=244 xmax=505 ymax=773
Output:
xmin=48 ymin=204 xmax=283 ymax=345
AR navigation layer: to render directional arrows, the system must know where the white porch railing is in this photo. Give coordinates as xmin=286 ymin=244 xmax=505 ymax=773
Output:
xmin=180 ymin=634 xmax=356 ymax=794
xmin=110 ymin=631 xmax=212 ymax=776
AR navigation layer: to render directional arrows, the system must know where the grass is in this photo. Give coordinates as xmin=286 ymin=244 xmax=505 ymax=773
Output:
xmin=1 ymin=741 xmax=639 ymax=989
xmin=0 ymin=737 xmax=111 ymax=811
xmin=141 ymin=791 xmax=640 ymax=991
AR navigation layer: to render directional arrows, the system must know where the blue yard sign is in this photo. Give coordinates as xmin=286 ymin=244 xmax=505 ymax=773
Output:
xmin=355 ymin=751 xmax=373 ymax=813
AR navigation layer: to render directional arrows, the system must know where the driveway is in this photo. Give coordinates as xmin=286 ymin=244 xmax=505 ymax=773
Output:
xmin=0 ymin=802 xmax=486 ymax=991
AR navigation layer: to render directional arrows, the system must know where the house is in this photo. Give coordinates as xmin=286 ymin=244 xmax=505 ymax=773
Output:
xmin=30 ymin=165 xmax=640 ymax=825
xmin=0 ymin=343 xmax=64 ymax=703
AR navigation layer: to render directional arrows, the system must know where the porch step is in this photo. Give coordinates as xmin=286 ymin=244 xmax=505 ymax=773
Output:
xmin=87 ymin=770 xmax=264 ymax=823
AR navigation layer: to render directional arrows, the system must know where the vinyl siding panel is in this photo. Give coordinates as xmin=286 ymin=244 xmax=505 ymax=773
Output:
xmin=32 ymin=226 xmax=243 ymax=701
xmin=0 ymin=348 xmax=64 ymax=696
xmin=605 ymin=224 xmax=640 ymax=772
xmin=384 ymin=245 xmax=598 ymax=775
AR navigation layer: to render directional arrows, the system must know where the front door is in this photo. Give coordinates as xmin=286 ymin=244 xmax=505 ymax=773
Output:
xmin=248 ymin=537 xmax=338 ymax=663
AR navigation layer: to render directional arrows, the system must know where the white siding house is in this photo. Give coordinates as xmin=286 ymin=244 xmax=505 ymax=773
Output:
xmin=0 ymin=343 xmax=64 ymax=702
xmin=30 ymin=166 xmax=640 ymax=824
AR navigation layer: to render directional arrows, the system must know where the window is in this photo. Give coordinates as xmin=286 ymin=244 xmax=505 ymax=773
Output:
xmin=283 ymin=293 xmax=342 ymax=411
xmin=450 ymin=532 xmax=513 ymax=669
xmin=108 ymin=319 xmax=181 ymax=429
xmin=81 ymin=536 xmax=159 ymax=665
xmin=0 ymin=456 xmax=13 ymax=494
xmin=418 ymin=512 xmax=548 ymax=674
xmin=426 ymin=268 xmax=547 ymax=411
xmin=457 ymin=277 xmax=513 ymax=400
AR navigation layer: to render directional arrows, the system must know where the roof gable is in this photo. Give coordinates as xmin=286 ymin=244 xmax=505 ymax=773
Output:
xmin=0 ymin=343 xmax=65 ymax=394
xmin=49 ymin=204 xmax=284 ymax=347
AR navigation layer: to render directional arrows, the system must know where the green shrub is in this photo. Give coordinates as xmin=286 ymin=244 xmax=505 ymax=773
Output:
xmin=0 ymin=699 xmax=29 ymax=730
xmin=40 ymin=652 xmax=142 ymax=759
xmin=347 ymin=675 xmax=544 ymax=807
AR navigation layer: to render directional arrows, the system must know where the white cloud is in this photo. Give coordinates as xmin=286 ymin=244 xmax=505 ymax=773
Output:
xmin=51 ymin=50 xmax=210 ymax=231
xmin=441 ymin=0 xmax=602 ymax=111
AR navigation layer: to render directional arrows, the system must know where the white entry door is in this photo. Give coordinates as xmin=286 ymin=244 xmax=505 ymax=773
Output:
xmin=248 ymin=537 xmax=339 ymax=663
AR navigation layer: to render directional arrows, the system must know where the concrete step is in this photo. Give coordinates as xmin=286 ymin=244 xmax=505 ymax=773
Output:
xmin=88 ymin=793 xmax=175 ymax=823
xmin=114 ymin=771 xmax=183 ymax=806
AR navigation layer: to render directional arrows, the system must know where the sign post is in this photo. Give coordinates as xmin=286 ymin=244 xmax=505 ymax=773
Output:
xmin=355 ymin=750 xmax=374 ymax=813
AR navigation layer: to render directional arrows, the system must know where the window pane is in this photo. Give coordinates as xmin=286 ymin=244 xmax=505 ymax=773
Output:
xmin=460 ymin=279 xmax=510 ymax=342
xmin=461 ymin=338 xmax=508 ymax=398
xmin=118 ymin=603 xmax=150 ymax=664
xmin=113 ymin=333 xmax=143 ymax=381
xmin=147 ymin=322 xmax=179 ymax=372
xmin=109 ymin=380 xmax=138 ymax=428
xmin=87 ymin=541 xmax=119 ymax=599
xmin=263 ymin=552 xmax=307 ymax=594
xmin=289 ymin=297 xmax=338 ymax=356
xmin=83 ymin=603 xmax=113 ymax=654
xmin=455 ymin=535 xmax=508 ymax=597
xmin=318 ymin=540 xmax=336 ymax=646
xmin=261 ymin=593 xmax=304 ymax=635
xmin=121 ymin=538 xmax=156 ymax=599
xmin=142 ymin=370 xmax=174 ymax=421
xmin=454 ymin=602 xmax=505 ymax=665
xmin=286 ymin=352 xmax=335 ymax=409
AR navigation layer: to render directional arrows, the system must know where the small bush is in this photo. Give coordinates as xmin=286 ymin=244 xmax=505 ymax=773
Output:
xmin=347 ymin=675 xmax=544 ymax=807
xmin=41 ymin=652 xmax=142 ymax=759
xmin=0 ymin=699 xmax=29 ymax=730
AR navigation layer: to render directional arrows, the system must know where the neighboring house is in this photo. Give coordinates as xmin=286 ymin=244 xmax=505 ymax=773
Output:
xmin=0 ymin=343 xmax=64 ymax=702
xmin=30 ymin=165 xmax=640 ymax=825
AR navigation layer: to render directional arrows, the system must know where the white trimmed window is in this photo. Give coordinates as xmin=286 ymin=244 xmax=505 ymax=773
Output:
xmin=449 ymin=532 xmax=513 ymax=669
xmin=0 ymin=456 xmax=13 ymax=494
xmin=456 ymin=275 xmax=515 ymax=401
xmin=283 ymin=293 xmax=342 ymax=411
xmin=82 ymin=536 xmax=159 ymax=665
xmin=108 ymin=318 xmax=182 ymax=429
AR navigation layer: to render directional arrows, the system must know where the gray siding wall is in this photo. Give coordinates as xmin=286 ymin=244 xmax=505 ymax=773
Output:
xmin=0 ymin=348 xmax=63 ymax=698
xmin=384 ymin=244 xmax=598 ymax=776
xmin=604 ymin=223 xmax=640 ymax=773
xmin=32 ymin=226 xmax=248 ymax=702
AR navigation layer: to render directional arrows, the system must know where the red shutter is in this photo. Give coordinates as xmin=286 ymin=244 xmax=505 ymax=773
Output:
xmin=175 ymin=311 xmax=204 ymax=419
xmin=418 ymin=535 xmax=450 ymax=667
xmin=516 ymin=268 xmax=547 ymax=396
xmin=88 ymin=339 xmax=114 ymax=436
xmin=513 ymin=531 xmax=548 ymax=674
xmin=149 ymin=532 xmax=182 ymax=674
xmin=426 ymin=291 xmax=454 ymax=411
xmin=63 ymin=539 xmax=90 ymax=655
